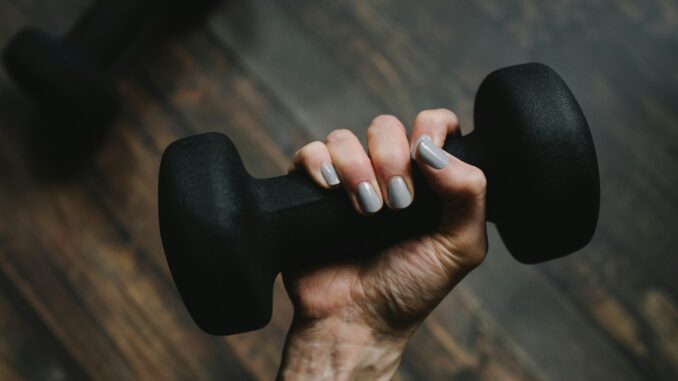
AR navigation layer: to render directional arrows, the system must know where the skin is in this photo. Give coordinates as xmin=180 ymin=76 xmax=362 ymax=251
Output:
xmin=277 ymin=109 xmax=488 ymax=381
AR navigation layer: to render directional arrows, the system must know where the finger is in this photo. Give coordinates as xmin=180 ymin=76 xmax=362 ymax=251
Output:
xmin=367 ymin=115 xmax=413 ymax=210
xmin=292 ymin=141 xmax=340 ymax=189
xmin=325 ymin=129 xmax=383 ymax=215
xmin=410 ymin=108 xmax=460 ymax=158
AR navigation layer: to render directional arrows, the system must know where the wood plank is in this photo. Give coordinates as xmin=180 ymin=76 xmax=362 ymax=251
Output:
xmin=206 ymin=0 xmax=386 ymax=140
xmin=402 ymin=304 xmax=545 ymax=381
xmin=0 ymin=271 xmax=89 ymax=381
xmin=462 ymin=228 xmax=648 ymax=380
xmin=541 ymin=234 xmax=678 ymax=380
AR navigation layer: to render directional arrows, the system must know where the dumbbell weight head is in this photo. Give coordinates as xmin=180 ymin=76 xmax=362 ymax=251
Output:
xmin=159 ymin=63 xmax=600 ymax=335
xmin=472 ymin=63 xmax=599 ymax=260
xmin=2 ymin=0 xmax=188 ymax=126
xmin=3 ymin=28 xmax=119 ymax=124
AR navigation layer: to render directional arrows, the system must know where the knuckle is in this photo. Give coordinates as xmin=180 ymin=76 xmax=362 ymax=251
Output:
xmin=460 ymin=167 xmax=487 ymax=196
xmin=343 ymin=156 xmax=372 ymax=171
xmin=415 ymin=109 xmax=438 ymax=124
xmin=368 ymin=114 xmax=403 ymax=134
xmin=437 ymin=108 xmax=459 ymax=124
xmin=295 ymin=141 xmax=323 ymax=163
xmin=326 ymin=129 xmax=355 ymax=144
xmin=416 ymin=108 xmax=458 ymax=126
xmin=306 ymin=140 xmax=325 ymax=149
xmin=301 ymin=141 xmax=324 ymax=155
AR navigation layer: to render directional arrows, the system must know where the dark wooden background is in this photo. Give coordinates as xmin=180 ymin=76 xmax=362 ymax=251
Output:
xmin=0 ymin=0 xmax=676 ymax=380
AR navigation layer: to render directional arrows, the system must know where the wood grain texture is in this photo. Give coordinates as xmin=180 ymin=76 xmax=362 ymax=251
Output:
xmin=0 ymin=0 xmax=676 ymax=380
xmin=0 ymin=272 xmax=88 ymax=381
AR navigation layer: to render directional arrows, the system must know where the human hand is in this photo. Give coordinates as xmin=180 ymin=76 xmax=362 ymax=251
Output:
xmin=277 ymin=110 xmax=488 ymax=381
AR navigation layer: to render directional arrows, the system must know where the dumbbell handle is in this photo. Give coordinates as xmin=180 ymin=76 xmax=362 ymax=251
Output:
xmin=65 ymin=0 xmax=176 ymax=69
xmin=249 ymin=131 xmax=493 ymax=268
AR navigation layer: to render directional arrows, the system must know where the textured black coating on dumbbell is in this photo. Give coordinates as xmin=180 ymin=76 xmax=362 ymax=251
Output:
xmin=2 ymin=0 xmax=188 ymax=123
xmin=158 ymin=63 xmax=601 ymax=336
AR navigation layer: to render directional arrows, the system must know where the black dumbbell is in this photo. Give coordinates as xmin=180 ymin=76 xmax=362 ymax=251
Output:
xmin=158 ymin=63 xmax=600 ymax=336
xmin=2 ymin=0 xmax=195 ymax=125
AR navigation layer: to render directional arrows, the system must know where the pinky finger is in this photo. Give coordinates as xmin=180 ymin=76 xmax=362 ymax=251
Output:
xmin=292 ymin=141 xmax=341 ymax=189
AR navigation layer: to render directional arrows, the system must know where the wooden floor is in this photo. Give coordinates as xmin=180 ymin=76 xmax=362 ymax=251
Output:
xmin=1 ymin=0 xmax=676 ymax=380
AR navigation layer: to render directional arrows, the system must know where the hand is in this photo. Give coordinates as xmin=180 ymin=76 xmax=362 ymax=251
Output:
xmin=277 ymin=110 xmax=488 ymax=381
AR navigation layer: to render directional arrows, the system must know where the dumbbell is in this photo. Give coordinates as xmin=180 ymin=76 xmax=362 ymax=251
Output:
xmin=158 ymin=63 xmax=600 ymax=335
xmin=2 ymin=0 xmax=196 ymax=125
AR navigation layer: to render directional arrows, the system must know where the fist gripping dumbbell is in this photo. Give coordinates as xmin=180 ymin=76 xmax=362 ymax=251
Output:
xmin=158 ymin=63 xmax=600 ymax=335
xmin=2 ymin=0 xmax=201 ymax=125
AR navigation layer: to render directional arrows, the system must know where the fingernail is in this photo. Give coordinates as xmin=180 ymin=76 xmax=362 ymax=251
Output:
xmin=388 ymin=176 xmax=412 ymax=210
xmin=411 ymin=135 xmax=432 ymax=160
xmin=357 ymin=181 xmax=382 ymax=214
xmin=418 ymin=137 xmax=449 ymax=169
xmin=321 ymin=162 xmax=340 ymax=186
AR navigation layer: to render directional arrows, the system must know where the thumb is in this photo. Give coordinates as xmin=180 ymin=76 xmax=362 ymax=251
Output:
xmin=413 ymin=135 xmax=488 ymax=266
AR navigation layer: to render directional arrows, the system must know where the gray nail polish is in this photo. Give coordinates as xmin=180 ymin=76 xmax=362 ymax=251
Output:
xmin=418 ymin=138 xmax=449 ymax=169
xmin=321 ymin=162 xmax=340 ymax=186
xmin=357 ymin=181 xmax=382 ymax=214
xmin=411 ymin=135 xmax=432 ymax=160
xmin=388 ymin=176 xmax=412 ymax=209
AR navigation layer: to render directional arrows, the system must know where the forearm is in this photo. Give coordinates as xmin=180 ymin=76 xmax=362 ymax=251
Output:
xmin=277 ymin=316 xmax=410 ymax=381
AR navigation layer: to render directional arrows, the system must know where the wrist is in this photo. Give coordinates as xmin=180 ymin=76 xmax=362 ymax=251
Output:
xmin=277 ymin=314 xmax=411 ymax=381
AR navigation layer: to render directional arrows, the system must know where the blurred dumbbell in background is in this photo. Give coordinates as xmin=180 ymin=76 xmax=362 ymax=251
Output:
xmin=2 ymin=0 xmax=217 ymax=175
